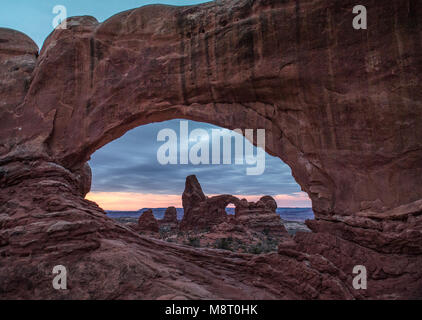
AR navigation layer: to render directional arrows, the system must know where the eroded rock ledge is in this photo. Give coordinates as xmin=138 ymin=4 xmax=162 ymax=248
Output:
xmin=0 ymin=0 xmax=421 ymax=299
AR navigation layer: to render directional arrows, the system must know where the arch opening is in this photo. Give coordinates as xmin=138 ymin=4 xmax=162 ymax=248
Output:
xmin=86 ymin=119 xmax=313 ymax=253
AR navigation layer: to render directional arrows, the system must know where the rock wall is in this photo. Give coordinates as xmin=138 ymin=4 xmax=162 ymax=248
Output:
xmin=0 ymin=0 xmax=421 ymax=299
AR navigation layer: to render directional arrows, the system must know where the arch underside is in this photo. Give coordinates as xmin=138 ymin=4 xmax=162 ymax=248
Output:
xmin=0 ymin=0 xmax=421 ymax=299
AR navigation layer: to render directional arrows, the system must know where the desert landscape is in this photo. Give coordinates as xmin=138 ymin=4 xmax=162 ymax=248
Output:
xmin=0 ymin=0 xmax=421 ymax=300
xmin=112 ymin=175 xmax=310 ymax=254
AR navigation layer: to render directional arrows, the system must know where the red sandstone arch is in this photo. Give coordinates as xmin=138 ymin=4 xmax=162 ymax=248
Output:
xmin=1 ymin=0 xmax=421 ymax=299
xmin=5 ymin=1 xmax=422 ymax=219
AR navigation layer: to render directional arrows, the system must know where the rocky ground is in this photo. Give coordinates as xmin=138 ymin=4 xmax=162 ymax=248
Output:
xmin=113 ymin=216 xmax=310 ymax=254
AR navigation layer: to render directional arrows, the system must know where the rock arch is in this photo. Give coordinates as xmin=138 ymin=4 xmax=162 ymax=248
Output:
xmin=0 ymin=0 xmax=421 ymax=299
xmin=181 ymin=174 xmax=242 ymax=230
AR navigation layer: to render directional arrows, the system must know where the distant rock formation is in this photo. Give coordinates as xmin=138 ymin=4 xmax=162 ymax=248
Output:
xmin=138 ymin=209 xmax=159 ymax=233
xmin=235 ymin=196 xmax=289 ymax=237
xmin=180 ymin=175 xmax=240 ymax=230
xmin=257 ymin=196 xmax=278 ymax=212
xmin=182 ymin=175 xmax=206 ymax=210
xmin=160 ymin=206 xmax=179 ymax=231
xmin=180 ymin=175 xmax=288 ymax=238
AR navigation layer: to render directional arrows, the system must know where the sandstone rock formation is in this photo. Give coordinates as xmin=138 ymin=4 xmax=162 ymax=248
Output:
xmin=159 ymin=176 xmax=290 ymax=252
xmin=160 ymin=206 xmax=179 ymax=231
xmin=181 ymin=175 xmax=288 ymax=236
xmin=180 ymin=175 xmax=239 ymax=230
xmin=0 ymin=0 xmax=421 ymax=299
xmin=235 ymin=196 xmax=289 ymax=237
xmin=0 ymin=28 xmax=38 ymax=159
xmin=137 ymin=209 xmax=159 ymax=233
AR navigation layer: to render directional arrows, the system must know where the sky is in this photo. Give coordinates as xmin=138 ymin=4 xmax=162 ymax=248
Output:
xmin=1 ymin=1 xmax=312 ymax=210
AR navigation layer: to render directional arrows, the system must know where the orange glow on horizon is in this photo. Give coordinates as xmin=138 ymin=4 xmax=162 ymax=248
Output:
xmin=86 ymin=191 xmax=311 ymax=211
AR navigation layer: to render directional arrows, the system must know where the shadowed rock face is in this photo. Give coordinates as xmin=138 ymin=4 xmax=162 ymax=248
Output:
xmin=0 ymin=0 xmax=421 ymax=299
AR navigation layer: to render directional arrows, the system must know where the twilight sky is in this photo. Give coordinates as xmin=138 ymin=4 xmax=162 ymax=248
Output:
xmin=1 ymin=0 xmax=311 ymax=209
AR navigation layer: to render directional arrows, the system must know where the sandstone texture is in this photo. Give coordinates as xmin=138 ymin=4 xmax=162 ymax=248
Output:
xmin=0 ymin=0 xmax=421 ymax=299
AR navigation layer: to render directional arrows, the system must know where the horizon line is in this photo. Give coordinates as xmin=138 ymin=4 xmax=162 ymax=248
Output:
xmin=86 ymin=191 xmax=312 ymax=211
xmin=106 ymin=206 xmax=313 ymax=212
